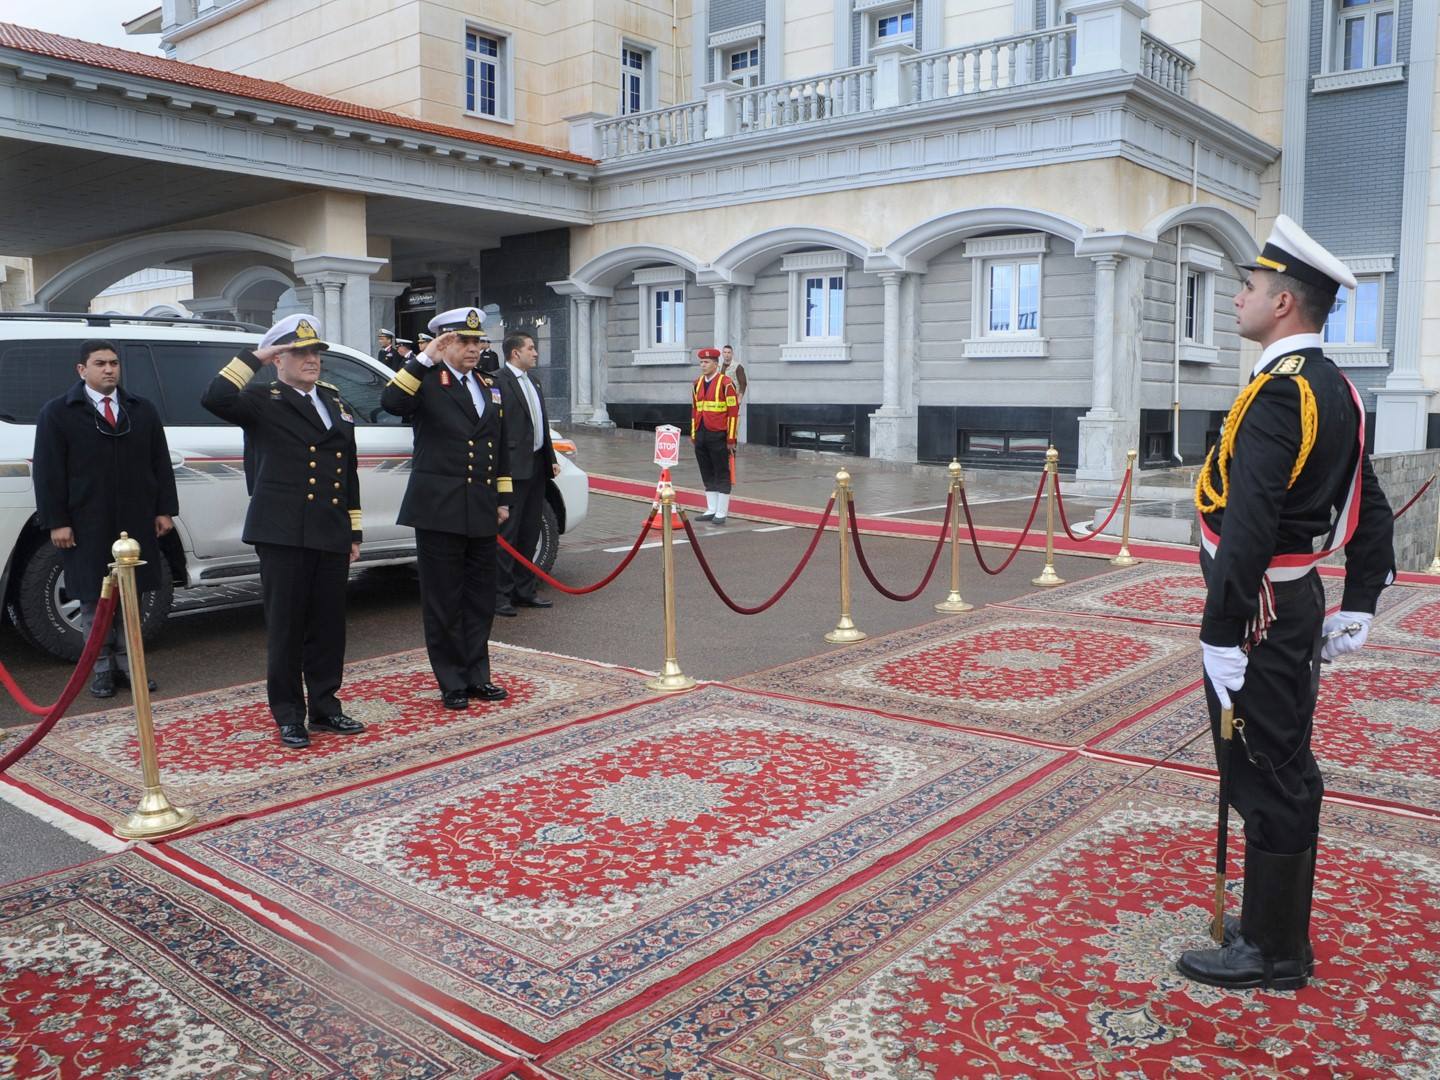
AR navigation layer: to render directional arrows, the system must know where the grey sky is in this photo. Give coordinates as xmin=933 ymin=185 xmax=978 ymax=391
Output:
xmin=0 ymin=0 xmax=164 ymax=54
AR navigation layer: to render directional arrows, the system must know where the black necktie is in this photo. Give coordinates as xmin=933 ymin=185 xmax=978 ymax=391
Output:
xmin=305 ymin=392 xmax=324 ymax=427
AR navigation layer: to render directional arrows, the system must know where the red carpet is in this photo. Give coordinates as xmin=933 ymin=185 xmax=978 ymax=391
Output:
xmin=541 ymin=759 xmax=1440 ymax=1078
xmin=1371 ymin=583 xmax=1440 ymax=652
xmin=0 ymin=645 xmax=652 ymax=834
xmin=1099 ymin=645 xmax=1440 ymax=815
xmin=0 ymin=851 xmax=503 ymax=1076
xmin=163 ymin=686 xmax=1063 ymax=1051
xmin=736 ymin=610 xmax=1201 ymax=745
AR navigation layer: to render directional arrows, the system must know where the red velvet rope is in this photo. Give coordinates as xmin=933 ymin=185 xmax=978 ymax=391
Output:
xmin=496 ymin=515 xmax=652 ymax=596
xmin=0 ymin=586 xmax=120 ymax=773
xmin=1054 ymin=469 xmax=1130 ymax=542
xmin=682 ymin=496 xmax=836 ymax=615
xmin=958 ymin=470 xmax=1049 ymax=576
xmin=847 ymin=490 xmax=954 ymax=601
xmin=1392 ymin=473 xmax=1436 ymax=521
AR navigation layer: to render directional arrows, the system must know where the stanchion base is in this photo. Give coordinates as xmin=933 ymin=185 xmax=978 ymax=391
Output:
xmin=1426 ymin=556 xmax=1440 ymax=576
xmin=114 ymin=795 xmax=195 ymax=840
xmin=1031 ymin=566 xmax=1066 ymax=587
xmin=1110 ymin=554 xmax=1139 ymax=567
xmin=645 ymin=670 xmax=698 ymax=693
xmin=824 ymin=626 xmax=868 ymax=644
xmin=934 ymin=596 xmax=976 ymax=614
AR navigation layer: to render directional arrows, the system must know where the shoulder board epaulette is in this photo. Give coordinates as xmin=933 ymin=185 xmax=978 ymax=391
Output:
xmin=316 ymin=380 xmax=338 ymax=391
xmin=480 ymin=375 xmax=494 ymax=387
xmin=268 ymin=383 xmax=281 ymax=395
xmin=1271 ymin=355 xmax=1306 ymax=376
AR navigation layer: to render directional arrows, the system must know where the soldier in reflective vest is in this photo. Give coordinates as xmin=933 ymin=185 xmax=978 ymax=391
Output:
xmin=1177 ymin=215 xmax=1395 ymax=992
xmin=690 ymin=348 xmax=739 ymax=525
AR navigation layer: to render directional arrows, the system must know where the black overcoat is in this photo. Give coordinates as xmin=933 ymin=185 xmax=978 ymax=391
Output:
xmin=494 ymin=364 xmax=557 ymax=481
xmin=32 ymin=382 xmax=179 ymax=602
xmin=380 ymin=357 xmax=512 ymax=536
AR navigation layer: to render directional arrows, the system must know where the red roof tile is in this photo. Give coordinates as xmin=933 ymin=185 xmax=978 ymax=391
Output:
xmin=0 ymin=21 xmax=595 ymax=166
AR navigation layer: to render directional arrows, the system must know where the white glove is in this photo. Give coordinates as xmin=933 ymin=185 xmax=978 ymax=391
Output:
xmin=1201 ymin=642 xmax=1248 ymax=710
xmin=1322 ymin=611 xmax=1373 ymax=661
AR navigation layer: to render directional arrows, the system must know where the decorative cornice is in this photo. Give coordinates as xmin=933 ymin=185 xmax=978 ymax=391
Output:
xmin=708 ymin=22 xmax=765 ymax=48
xmin=963 ymin=233 xmax=1049 ymax=258
xmin=632 ymin=265 xmax=690 ymax=285
xmin=1342 ymin=254 xmax=1396 ymax=275
xmin=1312 ymin=64 xmax=1405 ymax=94
xmin=963 ymin=337 xmax=1050 ymax=358
xmin=781 ymin=251 xmax=851 ymax=272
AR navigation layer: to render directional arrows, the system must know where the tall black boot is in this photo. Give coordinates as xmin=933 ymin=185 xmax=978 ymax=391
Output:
xmin=1178 ymin=843 xmax=1313 ymax=990
xmin=1219 ymin=835 xmax=1317 ymax=975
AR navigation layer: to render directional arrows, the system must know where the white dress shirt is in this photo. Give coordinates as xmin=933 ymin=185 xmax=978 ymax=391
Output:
xmin=83 ymin=384 xmax=119 ymax=421
xmin=446 ymin=363 xmax=487 ymax=414
xmin=506 ymin=361 xmax=544 ymax=452
xmin=299 ymin=388 xmax=333 ymax=430
xmin=1252 ymin=333 xmax=1323 ymax=378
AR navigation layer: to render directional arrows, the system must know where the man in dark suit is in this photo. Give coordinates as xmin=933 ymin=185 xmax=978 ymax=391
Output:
xmin=381 ymin=307 xmax=512 ymax=709
xmin=493 ymin=331 xmax=559 ymax=616
xmin=33 ymin=340 xmax=179 ymax=698
xmin=201 ymin=314 xmax=367 ymax=749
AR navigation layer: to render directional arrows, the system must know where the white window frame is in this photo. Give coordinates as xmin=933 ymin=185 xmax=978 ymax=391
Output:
xmin=464 ymin=25 xmax=514 ymax=123
xmin=708 ymin=22 xmax=766 ymax=87
xmin=962 ymin=233 xmax=1049 ymax=359
xmin=855 ymin=0 xmax=916 ymax=61
xmin=782 ymin=251 xmax=852 ymax=362
xmin=620 ymin=42 xmax=654 ymax=116
xmin=1314 ymin=0 xmax=1404 ymax=91
xmin=1323 ymin=258 xmax=1391 ymax=366
xmin=631 ymin=267 xmax=691 ymax=366
xmin=1178 ymin=242 xmax=1222 ymax=363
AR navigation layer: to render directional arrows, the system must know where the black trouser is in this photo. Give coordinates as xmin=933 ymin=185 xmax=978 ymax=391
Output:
xmin=694 ymin=427 xmax=732 ymax=494
xmin=496 ymin=455 xmax=548 ymax=603
xmin=415 ymin=527 xmax=496 ymax=694
xmin=1203 ymin=572 xmax=1326 ymax=855
xmin=254 ymin=542 xmax=348 ymax=728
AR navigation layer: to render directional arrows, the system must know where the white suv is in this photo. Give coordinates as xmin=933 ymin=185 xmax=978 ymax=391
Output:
xmin=0 ymin=314 xmax=588 ymax=660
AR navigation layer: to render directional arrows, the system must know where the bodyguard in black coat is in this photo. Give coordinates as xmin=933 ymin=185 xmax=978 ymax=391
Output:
xmin=32 ymin=340 xmax=178 ymax=696
xmin=381 ymin=307 xmax=512 ymax=709
xmin=200 ymin=314 xmax=366 ymax=749
xmin=493 ymin=331 xmax=559 ymax=613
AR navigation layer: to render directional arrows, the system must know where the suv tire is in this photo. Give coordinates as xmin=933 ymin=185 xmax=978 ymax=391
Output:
xmin=535 ymin=500 xmax=560 ymax=573
xmin=12 ymin=543 xmax=173 ymax=662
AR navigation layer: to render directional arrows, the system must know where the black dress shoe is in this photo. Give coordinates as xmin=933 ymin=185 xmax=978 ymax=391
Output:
xmin=696 ymin=511 xmax=716 ymax=522
xmin=90 ymin=671 xmax=116 ymax=699
xmin=112 ymin=670 xmax=158 ymax=692
xmin=712 ymin=516 xmax=727 ymax=526
xmin=513 ymin=597 xmax=552 ymax=608
xmin=466 ymin=682 xmax=508 ymax=701
xmin=494 ymin=601 xmax=518 ymax=617
xmin=277 ymin=723 xmax=310 ymax=748
xmin=442 ymin=689 xmax=470 ymax=710
xmin=309 ymin=713 xmax=365 ymax=735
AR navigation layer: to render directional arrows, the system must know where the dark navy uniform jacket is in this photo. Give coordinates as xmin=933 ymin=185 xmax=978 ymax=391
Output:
xmin=379 ymin=356 xmax=512 ymax=536
xmin=201 ymin=349 xmax=362 ymax=554
xmin=1199 ymin=347 xmax=1394 ymax=646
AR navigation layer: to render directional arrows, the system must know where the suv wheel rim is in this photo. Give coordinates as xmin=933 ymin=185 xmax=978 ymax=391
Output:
xmin=52 ymin=571 xmax=83 ymax=633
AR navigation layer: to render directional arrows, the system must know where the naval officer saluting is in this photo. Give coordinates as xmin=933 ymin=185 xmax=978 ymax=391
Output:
xmin=381 ymin=307 xmax=512 ymax=709
xmin=201 ymin=314 xmax=366 ymax=748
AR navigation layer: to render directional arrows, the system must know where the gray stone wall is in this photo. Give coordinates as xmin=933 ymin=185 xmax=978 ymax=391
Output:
xmin=914 ymin=234 xmax=1094 ymax=407
xmin=1141 ymin=229 xmax=1245 ymax=413
xmin=603 ymin=272 xmax=715 ymax=403
xmin=1371 ymin=449 xmax=1440 ymax=571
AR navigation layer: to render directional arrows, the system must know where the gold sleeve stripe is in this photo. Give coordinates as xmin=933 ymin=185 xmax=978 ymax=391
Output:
xmin=219 ymin=358 xmax=254 ymax=388
xmin=348 ymin=510 xmax=363 ymax=528
xmin=390 ymin=368 xmax=422 ymax=396
xmin=497 ymin=477 xmax=514 ymax=494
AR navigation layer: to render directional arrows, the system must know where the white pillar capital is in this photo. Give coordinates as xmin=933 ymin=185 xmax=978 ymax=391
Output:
xmin=1068 ymin=0 xmax=1147 ymax=77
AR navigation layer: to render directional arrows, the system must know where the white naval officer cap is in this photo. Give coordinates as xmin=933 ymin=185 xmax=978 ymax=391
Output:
xmin=260 ymin=313 xmax=328 ymax=352
xmin=394 ymin=337 xmax=414 ymax=346
xmin=427 ymin=306 xmax=487 ymax=337
xmin=1240 ymin=214 xmax=1357 ymax=295
xmin=378 ymin=327 xmax=395 ymax=338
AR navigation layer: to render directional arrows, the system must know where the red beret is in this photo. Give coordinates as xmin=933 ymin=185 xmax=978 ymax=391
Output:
xmin=697 ymin=348 xmax=721 ymax=359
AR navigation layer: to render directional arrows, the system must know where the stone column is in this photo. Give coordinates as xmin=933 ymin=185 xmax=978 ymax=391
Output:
xmin=368 ymin=280 xmax=408 ymax=347
xmin=575 ymin=296 xmax=594 ymax=412
xmin=1087 ymin=255 xmax=1119 ymax=420
xmin=1075 ymin=234 xmax=1151 ymax=482
xmin=293 ymin=253 xmax=387 ymax=352
xmin=711 ymin=283 xmax=731 ymax=352
xmin=869 ymin=270 xmax=918 ymax=461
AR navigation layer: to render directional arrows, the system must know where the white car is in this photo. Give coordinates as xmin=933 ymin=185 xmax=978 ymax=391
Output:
xmin=0 ymin=314 xmax=588 ymax=660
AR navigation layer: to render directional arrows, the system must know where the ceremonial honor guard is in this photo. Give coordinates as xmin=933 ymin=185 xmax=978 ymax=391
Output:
xmin=690 ymin=348 xmax=739 ymax=525
xmin=381 ymin=307 xmax=512 ymax=709
xmin=201 ymin=315 xmax=366 ymax=748
xmin=1177 ymin=216 xmax=1395 ymax=990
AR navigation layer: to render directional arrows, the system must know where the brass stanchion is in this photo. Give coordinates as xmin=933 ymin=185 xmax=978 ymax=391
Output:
xmin=111 ymin=533 xmax=194 ymax=840
xmin=825 ymin=469 xmax=867 ymax=643
xmin=1031 ymin=446 xmax=1065 ymax=587
xmin=935 ymin=459 xmax=975 ymax=614
xmin=645 ymin=479 xmax=697 ymax=693
xmin=1422 ymin=473 xmax=1440 ymax=575
xmin=1110 ymin=447 xmax=1140 ymax=567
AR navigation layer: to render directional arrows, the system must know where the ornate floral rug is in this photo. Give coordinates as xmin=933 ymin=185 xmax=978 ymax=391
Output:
xmin=541 ymin=759 xmax=1440 ymax=1078
xmin=0 ymin=646 xmax=652 ymax=834
xmin=0 ymin=850 xmax=503 ymax=1078
xmin=1369 ymin=583 xmax=1440 ymax=653
xmin=164 ymin=686 xmax=1064 ymax=1051
xmin=995 ymin=563 xmax=1346 ymax=627
xmin=735 ymin=611 xmax=1201 ymax=745
xmin=1096 ymin=646 xmax=1440 ymax=814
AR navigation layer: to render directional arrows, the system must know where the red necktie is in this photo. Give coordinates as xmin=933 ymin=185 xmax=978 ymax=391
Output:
xmin=102 ymin=397 xmax=115 ymax=428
